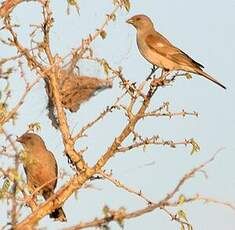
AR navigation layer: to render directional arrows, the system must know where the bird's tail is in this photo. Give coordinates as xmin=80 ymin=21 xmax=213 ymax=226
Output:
xmin=43 ymin=191 xmax=67 ymax=222
xmin=196 ymin=69 xmax=226 ymax=89
xmin=50 ymin=207 xmax=67 ymax=222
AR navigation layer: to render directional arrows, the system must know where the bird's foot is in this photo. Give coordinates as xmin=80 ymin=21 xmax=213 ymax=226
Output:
xmin=146 ymin=65 xmax=158 ymax=80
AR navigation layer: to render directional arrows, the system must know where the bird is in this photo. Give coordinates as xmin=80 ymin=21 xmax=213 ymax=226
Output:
xmin=16 ymin=133 xmax=67 ymax=222
xmin=126 ymin=14 xmax=226 ymax=89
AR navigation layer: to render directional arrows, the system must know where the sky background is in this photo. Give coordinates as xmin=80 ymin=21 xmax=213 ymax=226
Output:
xmin=0 ymin=0 xmax=235 ymax=229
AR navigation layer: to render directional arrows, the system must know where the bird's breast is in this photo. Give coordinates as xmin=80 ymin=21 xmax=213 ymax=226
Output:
xmin=136 ymin=34 xmax=162 ymax=67
xmin=136 ymin=34 xmax=177 ymax=71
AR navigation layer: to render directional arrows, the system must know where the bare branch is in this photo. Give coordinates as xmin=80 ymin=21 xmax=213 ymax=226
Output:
xmin=99 ymin=170 xmax=153 ymax=204
xmin=62 ymin=151 xmax=224 ymax=230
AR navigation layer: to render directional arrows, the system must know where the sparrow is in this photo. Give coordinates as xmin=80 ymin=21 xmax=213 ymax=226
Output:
xmin=127 ymin=14 xmax=226 ymax=89
xmin=17 ymin=133 xmax=67 ymax=222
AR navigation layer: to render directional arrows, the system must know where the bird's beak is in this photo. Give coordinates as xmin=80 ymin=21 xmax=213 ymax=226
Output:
xmin=16 ymin=136 xmax=23 ymax=143
xmin=126 ymin=18 xmax=134 ymax=25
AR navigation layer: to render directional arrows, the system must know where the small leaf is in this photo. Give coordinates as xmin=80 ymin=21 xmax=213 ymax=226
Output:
xmin=178 ymin=194 xmax=186 ymax=204
xmin=190 ymin=138 xmax=200 ymax=155
xmin=123 ymin=0 xmax=130 ymax=12
xmin=187 ymin=225 xmax=193 ymax=230
xmin=185 ymin=73 xmax=192 ymax=79
xmin=0 ymin=179 xmax=10 ymax=199
xmin=177 ymin=210 xmax=188 ymax=222
xmin=28 ymin=122 xmax=41 ymax=132
xmin=0 ymin=103 xmax=7 ymax=117
xmin=180 ymin=224 xmax=185 ymax=230
xmin=101 ymin=59 xmax=110 ymax=76
xmin=111 ymin=13 xmax=116 ymax=21
xmin=100 ymin=30 xmax=107 ymax=39
xmin=102 ymin=205 xmax=110 ymax=217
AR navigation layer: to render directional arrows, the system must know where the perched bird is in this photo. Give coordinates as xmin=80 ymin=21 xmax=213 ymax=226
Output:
xmin=127 ymin=14 xmax=226 ymax=89
xmin=17 ymin=133 xmax=66 ymax=222
xmin=58 ymin=69 xmax=113 ymax=112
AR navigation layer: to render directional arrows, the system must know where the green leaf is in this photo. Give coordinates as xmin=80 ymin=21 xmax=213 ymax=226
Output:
xmin=187 ymin=225 xmax=193 ymax=230
xmin=102 ymin=205 xmax=110 ymax=217
xmin=0 ymin=103 xmax=7 ymax=117
xmin=101 ymin=59 xmax=110 ymax=76
xmin=0 ymin=179 xmax=10 ymax=199
xmin=178 ymin=194 xmax=186 ymax=204
xmin=123 ymin=0 xmax=131 ymax=12
xmin=177 ymin=210 xmax=188 ymax=222
xmin=180 ymin=224 xmax=185 ymax=230
xmin=185 ymin=73 xmax=192 ymax=79
xmin=28 ymin=122 xmax=41 ymax=132
xmin=190 ymin=138 xmax=200 ymax=155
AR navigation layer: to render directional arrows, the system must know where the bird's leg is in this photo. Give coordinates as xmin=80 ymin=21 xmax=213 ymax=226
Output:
xmin=158 ymin=69 xmax=171 ymax=83
xmin=160 ymin=69 xmax=169 ymax=79
xmin=146 ymin=65 xmax=158 ymax=80
xmin=169 ymin=71 xmax=180 ymax=82
xmin=150 ymin=69 xmax=170 ymax=90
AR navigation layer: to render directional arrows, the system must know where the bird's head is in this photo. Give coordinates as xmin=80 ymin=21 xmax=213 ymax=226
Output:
xmin=17 ymin=133 xmax=44 ymax=148
xmin=126 ymin=14 xmax=154 ymax=30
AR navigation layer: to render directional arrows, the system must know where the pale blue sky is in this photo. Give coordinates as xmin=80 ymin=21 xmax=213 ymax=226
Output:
xmin=0 ymin=0 xmax=235 ymax=229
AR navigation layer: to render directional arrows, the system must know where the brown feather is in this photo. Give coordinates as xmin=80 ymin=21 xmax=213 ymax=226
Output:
xmin=145 ymin=34 xmax=204 ymax=70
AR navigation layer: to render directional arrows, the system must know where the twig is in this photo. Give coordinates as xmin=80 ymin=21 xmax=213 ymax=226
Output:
xmin=99 ymin=170 xmax=153 ymax=204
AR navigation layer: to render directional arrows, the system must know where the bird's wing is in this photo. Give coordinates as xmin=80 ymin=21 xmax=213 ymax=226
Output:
xmin=48 ymin=150 xmax=58 ymax=190
xmin=145 ymin=33 xmax=204 ymax=69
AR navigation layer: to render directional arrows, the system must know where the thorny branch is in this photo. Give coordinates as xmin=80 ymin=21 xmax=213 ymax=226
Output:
xmin=63 ymin=151 xmax=234 ymax=230
xmin=1 ymin=128 xmax=20 ymax=228
xmin=117 ymin=137 xmax=199 ymax=153
xmin=66 ymin=5 xmax=120 ymax=73
xmin=99 ymin=170 xmax=153 ymax=204
xmin=0 ymin=76 xmax=41 ymax=125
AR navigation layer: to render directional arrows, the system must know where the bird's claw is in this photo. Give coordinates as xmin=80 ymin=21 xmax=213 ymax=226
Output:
xmin=146 ymin=65 xmax=158 ymax=81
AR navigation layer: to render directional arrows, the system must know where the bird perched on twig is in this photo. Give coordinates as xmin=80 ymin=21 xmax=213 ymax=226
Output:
xmin=127 ymin=14 xmax=226 ymax=89
xmin=17 ymin=133 xmax=67 ymax=222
